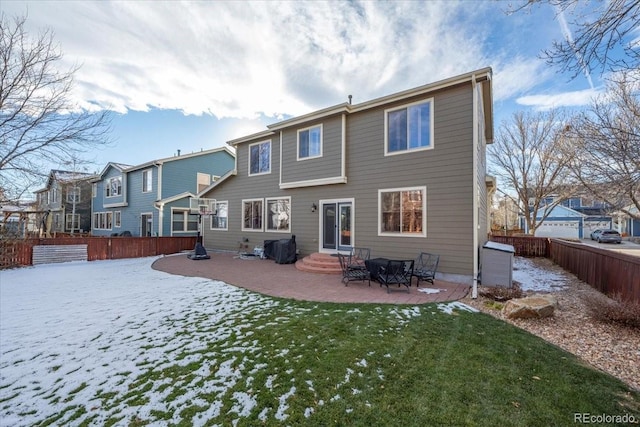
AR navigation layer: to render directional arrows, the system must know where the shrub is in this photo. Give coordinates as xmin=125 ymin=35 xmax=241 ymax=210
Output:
xmin=582 ymin=292 xmax=640 ymax=328
xmin=479 ymin=283 xmax=524 ymax=302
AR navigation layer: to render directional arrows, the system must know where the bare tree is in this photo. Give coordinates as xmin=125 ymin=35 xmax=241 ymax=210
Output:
xmin=510 ymin=0 xmax=640 ymax=79
xmin=564 ymin=73 xmax=640 ymax=219
xmin=488 ymin=109 xmax=574 ymax=235
xmin=0 ymin=13 xmax=110 ymax=203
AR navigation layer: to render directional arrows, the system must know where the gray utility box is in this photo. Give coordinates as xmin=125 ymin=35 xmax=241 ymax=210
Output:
xmin=480 ymin=241 xmax=515 ymax=288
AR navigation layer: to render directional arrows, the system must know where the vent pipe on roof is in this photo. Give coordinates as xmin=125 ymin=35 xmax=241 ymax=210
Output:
xmin=348 ymin=95 xmax=352 ymax=104
xmin=177 ymin=149 xmax=181 ymax=156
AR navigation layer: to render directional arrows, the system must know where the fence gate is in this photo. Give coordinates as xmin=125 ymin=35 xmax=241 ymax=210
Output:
xmin=32 ymin=244 xmax=88 ymax=265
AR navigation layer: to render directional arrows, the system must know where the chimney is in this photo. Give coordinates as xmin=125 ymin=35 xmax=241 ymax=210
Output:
xmin=177 ymin=149 xmax=181 ymax=156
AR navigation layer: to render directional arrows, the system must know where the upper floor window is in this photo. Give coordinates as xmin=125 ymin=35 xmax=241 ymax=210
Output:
xmin=378 ymin=186 xmax=426 ymax=237
xmin=106 ymin=176 xmax=122 ymax=197
xmin=385 ymin=99 xmax=434 ymax=155
xmin=142 ymin=170 xmax=152 ymax=193
xmin=298 ymin=125 xmax=322 ymax=160
xmin=266 ymin=197 xmax=291 ymax=232
xmin=249 ymin=141 xmax=271 ymax=176
xmin=242 ymin=199 xmax=263 ymax=231
xmin=210 ymin=201 xmax=228 ymax=230
xmin=67 ymin=187 xmax=80 ymax=203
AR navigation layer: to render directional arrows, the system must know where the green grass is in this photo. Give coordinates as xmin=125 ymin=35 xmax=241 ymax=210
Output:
xmin=30 ymin=301 xmax=640 ymax=426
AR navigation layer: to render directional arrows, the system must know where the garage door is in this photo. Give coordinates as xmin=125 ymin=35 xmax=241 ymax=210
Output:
xmin=535 ymin=221 xmax=580 ymax=238
xmin=584 ymin=221 xmax=610 ymax=237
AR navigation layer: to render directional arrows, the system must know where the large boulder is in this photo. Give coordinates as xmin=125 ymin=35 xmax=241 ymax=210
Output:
xmin=503 ymin=295 xmax=557 ymax=319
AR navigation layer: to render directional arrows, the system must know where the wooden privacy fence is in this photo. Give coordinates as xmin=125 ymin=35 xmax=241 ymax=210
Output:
xmin=0 ymin=236 xmax=197 ymax=268
xmin=550 ymin=239 xmax=640 ymax=303
xmin=489 ymin=235 xmax=551 ymax=257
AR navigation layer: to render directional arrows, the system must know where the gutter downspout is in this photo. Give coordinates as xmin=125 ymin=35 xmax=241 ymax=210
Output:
xmin=471 ymin=74 xmax=479 ymax=299
xmin=156 ymin=163 xmax=163 ymax=236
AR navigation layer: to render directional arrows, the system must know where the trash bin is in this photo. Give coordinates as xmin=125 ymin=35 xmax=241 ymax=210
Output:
xmin=480 ymin=241 xmax=515 ymax=288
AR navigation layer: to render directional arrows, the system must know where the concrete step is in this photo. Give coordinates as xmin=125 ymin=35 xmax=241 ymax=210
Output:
xmin=295 ymin=252 xmax=342 ymax=274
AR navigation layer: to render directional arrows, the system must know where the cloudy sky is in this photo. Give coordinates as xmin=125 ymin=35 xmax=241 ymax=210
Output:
xmin=3 ymin=0 xmax=610 ymax=173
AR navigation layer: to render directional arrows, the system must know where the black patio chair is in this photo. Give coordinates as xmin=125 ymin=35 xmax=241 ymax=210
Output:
xmin=348 ymin=247 xmax=371 ymax=270
xmin=338 ymin=253 xmax=371 ymax=287
xmin=378 ymin=259 xmax=414 ymax=293
xmin=412 ymin=252 xmax=440 ymax=287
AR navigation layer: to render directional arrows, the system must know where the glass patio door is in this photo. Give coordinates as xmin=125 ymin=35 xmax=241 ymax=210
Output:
xmin=322 ymin=201 xmax=352 ymax=252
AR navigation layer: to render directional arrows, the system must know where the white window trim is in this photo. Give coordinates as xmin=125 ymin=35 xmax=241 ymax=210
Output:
xmin=114 ymin=211 xmax=121 ymax=228
xmin=248 ymin=140 xmax=272 ymax=176
xmin=241 ymin=198 xmax=264 ymax=232
xmin=377 ymin=186 xmax=427 ymax=237
xmin=265 ymin=196 xmax=291 ymax=233
xmin=171 ymin=208 xmax=198 ymax=234
xmin=92 ymin=211 xmax=113 ymax=230
xmin=142 ymin=169 xmax=152 ymax=193
xmin=384 ymin=98 xmax=435 ymax=156
xmin=209 ymin=200 xmax=229 ymax=231
xmin=65 ymin=213 xmax=80 ymax=230
xmin=297 ymin=124 xmax=323 ymax=161
xmin=106 ymin=176 xmax=123 ymax=198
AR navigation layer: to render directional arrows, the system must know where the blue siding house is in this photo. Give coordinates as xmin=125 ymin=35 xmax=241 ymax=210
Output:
xmin=91 ymin=148 xmax=235 ymax=237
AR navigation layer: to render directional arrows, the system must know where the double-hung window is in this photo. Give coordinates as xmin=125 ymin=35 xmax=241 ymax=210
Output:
xmin=142 ymin=170 xmax=152 ymax=193
xmin=385 ymin=99 xmax=434 ymax=155
xmin=172 ymin=209 xmax=198 ymax=232
xmin=66 ymin=187 xmax=80 ymax=203
xmin=378 ymin=186 xmax=426 ymax=237
xmin=298 ymin=125 xmax=322 ymax=159
xmin=266 ymin=197 xmax=291 ymax=232
xmin=106 ymin=176 xmax=122 ymax=197
xmin=242 ymin=199 xmax=263 ymax=231
xmin=210 ymin=201 xmax=228 ymax=230
xmin=249 ymin=141 xmax=271 ymax=175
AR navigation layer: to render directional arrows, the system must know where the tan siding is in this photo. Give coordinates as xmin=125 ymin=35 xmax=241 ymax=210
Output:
xmin=203 ymin=80 xmax=483 ymax=280
xmin=281 ymin=116 xmax=343 ymax=184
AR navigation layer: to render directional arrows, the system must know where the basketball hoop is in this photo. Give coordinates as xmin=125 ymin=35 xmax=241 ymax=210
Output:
xmin=190 ymin=198 xmax=217 ymax=216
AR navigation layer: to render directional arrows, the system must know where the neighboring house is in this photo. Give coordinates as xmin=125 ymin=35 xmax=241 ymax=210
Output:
xmin=199 ymin=68 xmax=494 ymax=285
xmin=521 ymin=195 xmax=614 ymax=238
xmin=34 ymin=170 xmax=95 ymax=235
xmin=91 ymin=148 xmax=235 ymax=237
xmin=618 ymin=205 xmax=640 ymax=237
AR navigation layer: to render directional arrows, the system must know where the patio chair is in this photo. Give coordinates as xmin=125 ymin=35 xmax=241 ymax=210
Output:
xmin=378 ymin=259 xmax=414 ymax=293
xmin=338 ymin=253 xmax=371 ymax=287
xmin=412 ymin=252 xmax=439 ymax=287
xmin=348 ymin=247 xmax=371 ymax=270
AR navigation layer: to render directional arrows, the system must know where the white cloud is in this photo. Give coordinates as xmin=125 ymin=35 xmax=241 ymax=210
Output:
xmin=3 ymin=0 xmax=588 ymax=120
xmin=516 ymin=87 xmax=602 ymax=110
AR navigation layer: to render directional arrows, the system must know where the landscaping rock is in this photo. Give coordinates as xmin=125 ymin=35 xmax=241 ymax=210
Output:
xmin=503 ymin=295 xmax=557 ymax=319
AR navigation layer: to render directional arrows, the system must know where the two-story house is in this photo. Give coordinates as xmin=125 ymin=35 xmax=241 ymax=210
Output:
xmin=199 ymin=68 xmax=494 ymax=286
xmin=91 ymin=147 xmax=235 ymax=237
xmin=34 ymin=170 xmax=95 ymax=236
xmin=522 ymin=194 xmax=616 ymax=238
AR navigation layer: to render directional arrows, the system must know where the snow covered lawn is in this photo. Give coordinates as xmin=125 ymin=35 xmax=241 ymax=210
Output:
xmin=3 ymin=256 xmax=630 ymax=426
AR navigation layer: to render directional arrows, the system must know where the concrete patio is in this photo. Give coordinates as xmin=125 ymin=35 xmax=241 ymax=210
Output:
xmin=152 ymin=252 xmax=470 ymax=304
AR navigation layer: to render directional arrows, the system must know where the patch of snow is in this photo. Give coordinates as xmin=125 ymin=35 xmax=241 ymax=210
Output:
xmin=417 ymin=288 xmax=444 ymax=294
xmin=437 ymin=301 xmax=480 ymax=315
xmin=513 ymin=257 xmax=568 ymax=292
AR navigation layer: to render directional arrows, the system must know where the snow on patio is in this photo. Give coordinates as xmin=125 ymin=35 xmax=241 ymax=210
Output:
xmin=0 ymin=255 xmax=543 ymax=425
